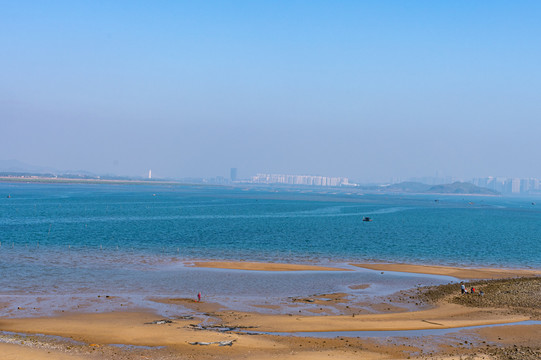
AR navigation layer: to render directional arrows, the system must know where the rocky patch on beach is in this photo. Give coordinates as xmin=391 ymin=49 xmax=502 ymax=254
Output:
xmin=417 ymin=345 xmax=541 ymax=360
xmin=419 ymin=276 xmax=541 ymax=318
xmin=485 ymin=344 xmax=541 ymax=360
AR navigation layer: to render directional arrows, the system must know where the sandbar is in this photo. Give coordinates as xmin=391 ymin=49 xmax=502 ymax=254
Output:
xmin=352 ymin=263 xmax=541 ymax=279
xmin=189 ymin=260 xmax=349 ymax=271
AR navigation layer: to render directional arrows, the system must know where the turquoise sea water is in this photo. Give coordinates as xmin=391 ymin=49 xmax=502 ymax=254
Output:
xmin=0 ymin=183 xmax=539 ymax=316
xmin=2 ymin=182 xmax=540 ymax=267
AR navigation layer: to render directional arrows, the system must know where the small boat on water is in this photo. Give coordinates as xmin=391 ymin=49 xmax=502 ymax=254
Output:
xmin=362 ymin=217 xmax=372 ymax=222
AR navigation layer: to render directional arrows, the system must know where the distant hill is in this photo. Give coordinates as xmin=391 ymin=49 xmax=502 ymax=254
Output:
xmin=426 ymin=182 xmax=499 ymax=195
xmin=382 ymin=182 xmax=432 ymax=193
xmin=381 ymin=181 xmax=499 ymax=195
xmin=0 ymin=159 xmax=126 ymax=180
xmin=0 ymin=159 xmax=57 ymax=174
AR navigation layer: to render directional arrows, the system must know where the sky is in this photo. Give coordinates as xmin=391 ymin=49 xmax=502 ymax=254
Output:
xmin=1 ymin=1 xmax=540 ymax=182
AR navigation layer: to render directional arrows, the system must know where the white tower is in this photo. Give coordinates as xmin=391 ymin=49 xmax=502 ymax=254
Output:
xmin=148 ymin=169 xmax=152 ymax=179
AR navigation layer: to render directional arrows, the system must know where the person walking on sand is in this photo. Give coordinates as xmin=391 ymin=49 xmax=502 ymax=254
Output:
xmin=197 ymin=292 xmax=201 ymax=302
xmin=461 ymin=283 xmax=466 ymax=294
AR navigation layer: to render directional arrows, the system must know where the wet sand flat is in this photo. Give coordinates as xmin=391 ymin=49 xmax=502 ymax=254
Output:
xmin=1 ymin=262 xmax=540 ymax=359
xmin=0 ymin=343 xmax=90 ymax=360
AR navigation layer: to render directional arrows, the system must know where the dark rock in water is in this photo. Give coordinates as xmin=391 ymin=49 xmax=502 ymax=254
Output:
xmin=189 ymin=340 xmax=235 ymax=346
xmin=219 ymin=340 xmax=235 ymax=346
xmin=189 ymin=341 xmax=211 ymax=346
xmin=146 ymin=319 xmax=173 ymax=325
xmin=177 ymin=315 xmax=194 ymax=320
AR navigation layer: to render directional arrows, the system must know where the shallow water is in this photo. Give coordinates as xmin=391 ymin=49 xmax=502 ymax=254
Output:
xmin=1 ymin=183 xmax=540 ymax=316
xmin=0 ymin=264 xmax=453 ymax=317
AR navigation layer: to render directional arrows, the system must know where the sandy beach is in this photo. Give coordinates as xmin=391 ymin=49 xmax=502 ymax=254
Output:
xmin=1 ymin=261 xmax=540 ymax=360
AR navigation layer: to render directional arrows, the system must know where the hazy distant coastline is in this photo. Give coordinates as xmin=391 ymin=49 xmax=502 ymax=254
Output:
xmin=0 ymin=175 xmax=177 ymax=186
xmin=379 ymin=181 xmax=500 ymax=196
xmin=0 ymin=173 xmax=500 ymax=196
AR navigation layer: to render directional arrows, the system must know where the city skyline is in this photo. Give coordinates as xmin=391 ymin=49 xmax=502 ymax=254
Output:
xmin=2 ymin=158 xmax=539 ymax=195
xmin=2 ymin=2 xmax=540 ymax=182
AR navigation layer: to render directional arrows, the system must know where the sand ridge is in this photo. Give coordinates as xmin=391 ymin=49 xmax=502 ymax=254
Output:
xmin=353 ymin=263 xmax=541 ymax=279
xmin=188 ymin=260 xmax=350 ymax=272
xmin=214 ymin=302 xmax=529 ymax=332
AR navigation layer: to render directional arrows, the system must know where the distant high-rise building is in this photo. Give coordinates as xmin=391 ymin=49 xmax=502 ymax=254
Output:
xmin=472 ymin=176 xmax=541 ymax=194
xmin=148 ymin=170 xmax=152 ymax=179
xmin=230 ymin=168 xmax=237 ymax=182
xmin=251 ymin=173 xmax=350 ymax=187
xmin=511 ymin=178 xmax=521 ymax=193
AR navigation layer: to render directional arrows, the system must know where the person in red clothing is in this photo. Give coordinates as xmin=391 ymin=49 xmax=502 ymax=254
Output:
xmin=197 ymin=292 xmax=201 ymax=302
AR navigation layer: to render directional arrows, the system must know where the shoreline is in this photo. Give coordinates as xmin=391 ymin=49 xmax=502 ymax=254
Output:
xmin=2 ymin=261 xmax=540 ymax=359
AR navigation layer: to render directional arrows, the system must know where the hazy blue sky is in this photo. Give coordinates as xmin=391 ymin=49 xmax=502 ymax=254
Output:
xmin=2 ymin=1 xmax=540 ymax=182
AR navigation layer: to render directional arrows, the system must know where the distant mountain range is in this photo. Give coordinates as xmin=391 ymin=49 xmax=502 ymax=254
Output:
xmin=0 ymin=160 xmax=104 ymax=179
xmin=0 ymin=159 xmax=59 ymax=174
xmin=381 ymin=181 xmax=500 ymax=195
